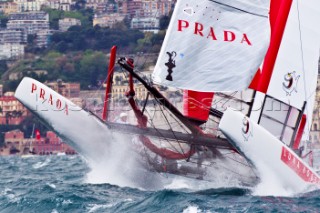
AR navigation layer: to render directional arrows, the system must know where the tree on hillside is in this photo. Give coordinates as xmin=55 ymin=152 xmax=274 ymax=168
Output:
xmin=0 ymin=60 xmax=7 ymax=76
xmin=79 ymin=51 xmax=107 ymax=89
xmin=159 ymin=15 xmax=170 ymax=30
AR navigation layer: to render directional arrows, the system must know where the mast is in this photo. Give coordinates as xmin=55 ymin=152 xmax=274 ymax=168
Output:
xmin=102 ymin=46 xmax=117 ymax=121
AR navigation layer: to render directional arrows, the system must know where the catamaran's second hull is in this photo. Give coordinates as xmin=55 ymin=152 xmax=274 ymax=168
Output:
xmin=219 ymin=108 xmax=320 ymax=192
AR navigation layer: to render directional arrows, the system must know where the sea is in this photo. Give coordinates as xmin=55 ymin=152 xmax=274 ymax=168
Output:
xmin=0 ymin=155 xmax=320 ymax=213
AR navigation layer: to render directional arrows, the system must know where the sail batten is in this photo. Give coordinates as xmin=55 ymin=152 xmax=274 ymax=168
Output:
xmin=152 ymin=0 xmax=271 ymax=92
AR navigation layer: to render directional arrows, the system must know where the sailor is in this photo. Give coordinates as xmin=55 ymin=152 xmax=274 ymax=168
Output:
xmin=117 ymin=112 xmax=128 ymax=124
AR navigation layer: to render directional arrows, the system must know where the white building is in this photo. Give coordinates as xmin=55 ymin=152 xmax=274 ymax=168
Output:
xmin=7 ymin=12 xmax=49 ymax=34
xmin=0 ymin=43 xmax=25 ymax=60
xmin=59 ymin=18 xmax=81 ymax=31
xmin=310 ymin=75 xmax=320 ymax=143
xmin=13 ymin=0 xmax=46 ymax=12
xmin=131 ymin=17 xmax=160 ymax=32
xmin=7 ymin=12 xmax=50 ymax=47
xmin=93 ymin=13 xmax=126 ymax=28
xmin=47 ymin=0 xmax=72 ymax=11
xmin=0 ymin=29 xmax=27 ymax=44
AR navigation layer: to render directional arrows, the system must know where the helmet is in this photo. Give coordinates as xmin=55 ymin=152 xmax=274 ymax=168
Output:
xmin=120 ymin=112 xmax=128 ymax=118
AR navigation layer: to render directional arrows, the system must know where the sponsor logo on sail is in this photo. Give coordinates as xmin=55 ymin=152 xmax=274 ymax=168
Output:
xmin=165 ymin=51 xmax=176 ymax=81
xmin=177 ymin=20 xmax=252 ymax=46
xmin=31 ymin=83 xmax=69 ymax=115
xmin=282 ymin=71 xmax=300 ymax=96
xmin=242 ymin=117 xmax=252 ymax=141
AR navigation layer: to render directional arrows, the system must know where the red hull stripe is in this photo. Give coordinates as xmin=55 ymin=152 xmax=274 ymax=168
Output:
xmin=281 ymin=146 xmax=320 ymax=184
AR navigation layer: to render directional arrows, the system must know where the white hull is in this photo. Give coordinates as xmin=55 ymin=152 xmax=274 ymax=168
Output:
xmin=14 ymin=77 xmax=132 ymax=163
xmin=219 ymin=108 xmax=320 ymax=192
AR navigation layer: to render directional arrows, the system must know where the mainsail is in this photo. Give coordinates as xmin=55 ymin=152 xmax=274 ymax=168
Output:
xmin=152 ymin=0 xmax=271 ymax=92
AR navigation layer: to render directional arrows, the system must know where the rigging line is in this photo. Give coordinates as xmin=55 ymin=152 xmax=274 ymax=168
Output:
xmin=145 ymin=105 xmax=197 ymax=157
xmin=156 ymin=97 xmax=190 ymax=134
xmin=296 ymin=1 xmax=311 ymax=130
xmin=224 ymin=156 xmax=252 ymax=168
xmin=215 ymin=92 xmax=251 ymax=105
xmin=215 ymin=92 xmax=239 ymax=107
xmin=162 ymin=104 xmax=190 ymax=134
xmin=208 ymin=0 xmax=268 ymax=18
xmin=144 ymin=107 xmax=186 ymax=155
xmin=186 ymin=158 xmax=256 ymax=179
xmin=155 ymin=98 xmax=191 ymax=157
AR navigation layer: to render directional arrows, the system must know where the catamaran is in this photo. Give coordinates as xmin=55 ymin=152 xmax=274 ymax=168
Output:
xmin=14 ymin=0 xmax=320 ymax=191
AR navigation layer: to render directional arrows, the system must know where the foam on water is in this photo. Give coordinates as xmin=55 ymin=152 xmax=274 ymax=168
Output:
xmin=46 ymin=183 xmax=56 ymax=189
xmin=183 ymin=205 xmax=201 ymax=213
xmin=32 ymin=158 xmax=51 ymax=169
xmin=49 ymin=113 xmax=315 ymax=196
xmin=1 ymin=155 xmax=320 ymax=212
xmin=251 ymin=159 xmax=316 ymax=197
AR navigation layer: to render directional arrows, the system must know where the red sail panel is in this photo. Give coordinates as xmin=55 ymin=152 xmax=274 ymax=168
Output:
xmin=249 ymin=0 xmax=293 ymax=92
xmin=183 ymin=90 xmax=214 ymax=124
xmin=102 ymin=46 xmax=117 ymax=121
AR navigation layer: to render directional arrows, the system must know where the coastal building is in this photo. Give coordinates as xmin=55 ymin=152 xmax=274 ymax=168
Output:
xmin=115 ymin=0 xmax=143 ymax=18
xmin=111 ymin=71 xmax=149 ymax=101
xmin=93 ymin=13 xmax=126 ymax=28
xmin=131 ymin=17 xmax=160 ymax=32
xmin=47 ymin=0 xmax=60 ymax=9
xmin=0 ymin=2 xmax=19 ymax=14
xmin=85 ymin=0 xmax=108 ymax=10
xmin=35 ymin=29 xmax=51 ymax=48
xmin=7 ymin=12 xmax=50 ymax=34
xmin=7 ymin=12 xmax=50 ymax=47
xmin=9 ymin=72 xmax=23 ymax=80
xmin=3 ymin=130 xmax=76 ymax=155
xmin=0 ymin=93 xmax=28 ymax=125
xmin=105 ymin=2 xmax=117 ymax=13
xmin=32 ymin=131 xmax=76 ymax=155
xmin=0 ymin=43 xmax=25 ymax=60
xmin=47 ymin=0 xmax=72 ymax=11
xmin=13 ymin=0 xmax=46 ymax=12
xmin=59 ymin=0 xmax=72 ymax=11
xmin=310 ymin=75 xmax=320 ymax=143
xmin=46 ymin=81 xmax=80 ymax=98
xmin=0 ymin=29 xmax=27 ymax=44
xmin=4 ymin=129 xmax=25 ymax=154
xmin=59 ymin=18 xmax=81 ymax=31
xmin=141 ymin=0 xmax=174 ymax=18
xmin=115 ymin=0 xmax=175 ymax=18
